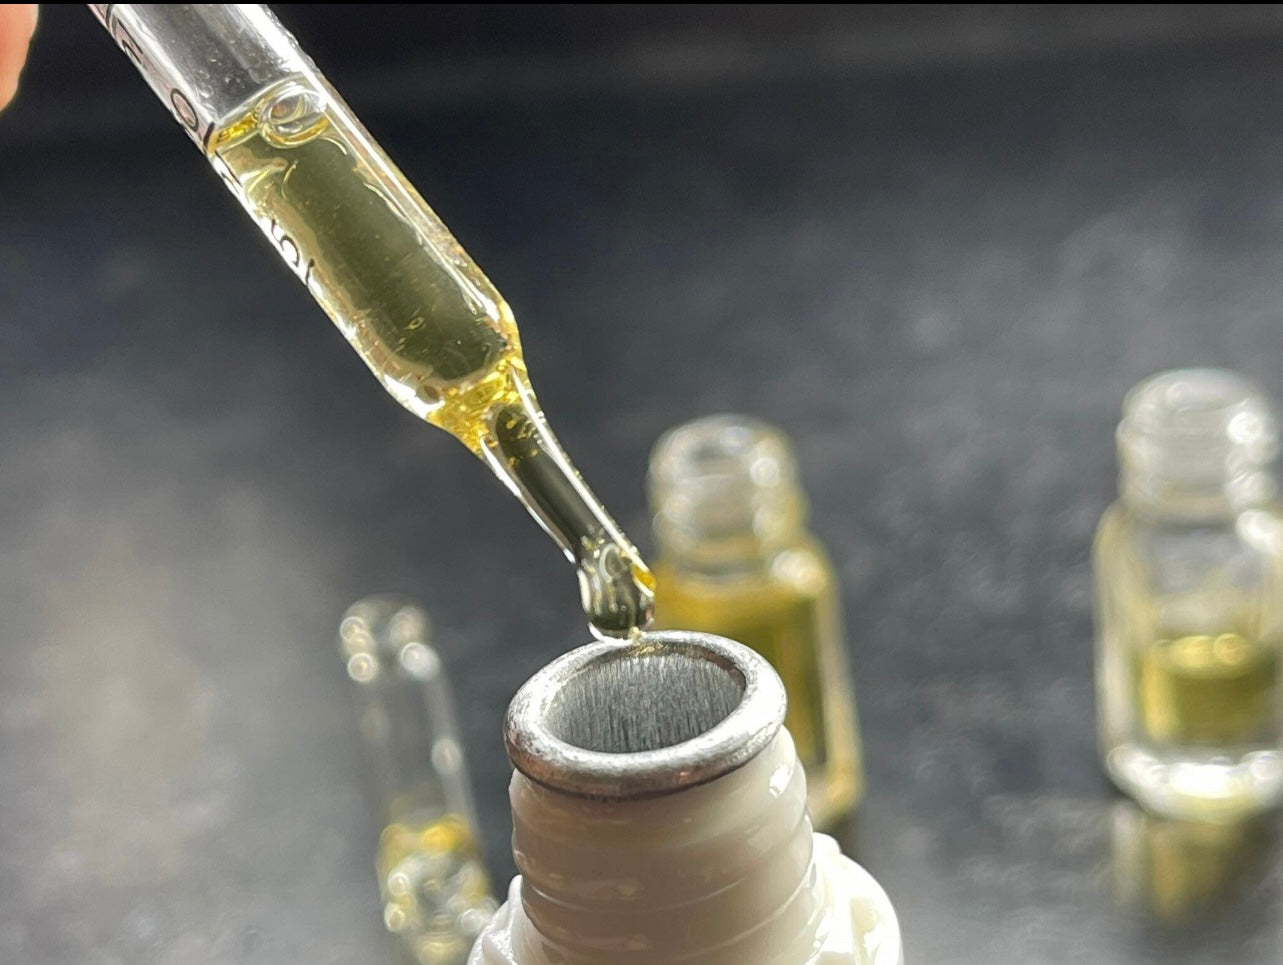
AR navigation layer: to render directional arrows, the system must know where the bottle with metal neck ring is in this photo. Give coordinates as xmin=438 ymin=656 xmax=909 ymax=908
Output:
xmin=469 ymin=631 xmax=901 ymax=965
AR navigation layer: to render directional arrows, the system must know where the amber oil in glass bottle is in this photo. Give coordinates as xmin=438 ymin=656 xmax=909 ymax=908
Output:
xmin=1095 ymin=369 xmax=1283 ymax=820
xmin=648 ymin=415 xmax=862 ymax=828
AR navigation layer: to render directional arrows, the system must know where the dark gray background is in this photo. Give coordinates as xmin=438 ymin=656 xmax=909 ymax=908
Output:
xmin=3 ymin=5 xmax=1283 ymax=962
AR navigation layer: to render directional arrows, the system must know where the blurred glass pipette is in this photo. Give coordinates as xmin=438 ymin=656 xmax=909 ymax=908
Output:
xmin=90 ymin=4 xmax=654 ymax=640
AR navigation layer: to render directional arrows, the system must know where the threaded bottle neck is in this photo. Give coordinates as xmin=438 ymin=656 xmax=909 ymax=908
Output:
xmin=648 ymin=415 xmax=807 ymax=571
xmin=1118 ymin=369 xmax=1278 ymax=520
xmin=507 ymin=731 xmax=819 ymax=965
xmin=471 ymin=634 xmax=904 ymax=965
xmin=492 ymin=633 xmax=822 ymax=964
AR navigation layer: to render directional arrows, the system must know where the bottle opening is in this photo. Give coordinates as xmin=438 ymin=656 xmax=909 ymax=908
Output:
xmin=505 ymin=631 xmax=786 ymax=799
xmin=1118 ymin=368 xmax=1279 ymax=515
xmin=1122 ymin=369 xmax=1276 ymax=452
xmin=339 ymin=596 xmax=439 ymax=684
xmin=648 ymin=415 xmax=805 ymax=564
xmin=546 ymin=650 xmax=745 ymax=753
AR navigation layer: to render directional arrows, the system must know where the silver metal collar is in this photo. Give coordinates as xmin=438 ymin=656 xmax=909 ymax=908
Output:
xmin=504 ymin=630 xmax=787 ymax=799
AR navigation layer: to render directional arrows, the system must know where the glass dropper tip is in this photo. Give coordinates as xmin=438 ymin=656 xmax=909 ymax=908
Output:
xmin=579 ymin=549 xmax=656 ymax=641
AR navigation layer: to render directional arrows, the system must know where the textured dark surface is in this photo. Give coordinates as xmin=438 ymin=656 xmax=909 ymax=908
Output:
xmin=4 ymin=5 xmax=1283 ymax=963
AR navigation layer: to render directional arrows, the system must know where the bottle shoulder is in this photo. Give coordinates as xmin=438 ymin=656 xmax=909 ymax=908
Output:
xmin=813 ymin=834 xmax=904 ymax=965
xmin=468 ymin=838 xmax=904 ymax=965
xmin=655 ymin=536 xmax=836 ymax=604
xmin=1097 ymin=501 xmax=1283 ymax=546
xmin=467 ymin=879 xmax=519 ymax=964
xmin=1095 ymin=500 xmax=1283 ymax=606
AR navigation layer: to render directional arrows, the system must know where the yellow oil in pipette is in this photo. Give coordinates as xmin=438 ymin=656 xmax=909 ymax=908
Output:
xmin=211 ymin=78 xmax=654 ymax=639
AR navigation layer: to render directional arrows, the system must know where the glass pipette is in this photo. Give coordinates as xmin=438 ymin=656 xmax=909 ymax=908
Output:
xmin=89 ymin=4 xmax=654 ymax=640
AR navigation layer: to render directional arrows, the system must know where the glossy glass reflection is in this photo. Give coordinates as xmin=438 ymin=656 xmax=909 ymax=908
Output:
xmin=1111 ymin=801 xmax=1279 ymax=926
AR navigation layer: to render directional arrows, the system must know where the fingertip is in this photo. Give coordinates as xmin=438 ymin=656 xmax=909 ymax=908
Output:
xmin=0 ymin=4 xmax=38 ymax=112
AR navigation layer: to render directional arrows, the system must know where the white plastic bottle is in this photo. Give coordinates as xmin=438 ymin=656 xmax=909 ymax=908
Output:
xmin=469 ymin=631 xmax=902 ymax=965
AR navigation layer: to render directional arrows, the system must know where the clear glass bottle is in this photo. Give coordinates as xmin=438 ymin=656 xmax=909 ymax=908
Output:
xmin=647 ymin=415 xmax=863 ymax=829
xmin=339 ymin=596 xmax=498 ymax=965
xmin=1095 ymin=369 xmax=1283 ymax=820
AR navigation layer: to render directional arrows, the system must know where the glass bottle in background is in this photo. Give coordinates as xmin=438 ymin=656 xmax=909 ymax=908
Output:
xmin=647 ymin=415 xmax=863 ymax=829
xmin=1095 ymin=369 xmax=1283 ymax=821
xmin=339 ymin=596 xmax=497 ymax=965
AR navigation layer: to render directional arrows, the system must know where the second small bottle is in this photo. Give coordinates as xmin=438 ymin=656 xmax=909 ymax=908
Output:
xmin=648 ymin=414 xmax=863 ymax=829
